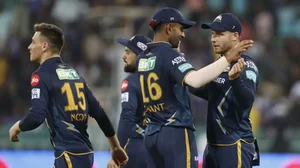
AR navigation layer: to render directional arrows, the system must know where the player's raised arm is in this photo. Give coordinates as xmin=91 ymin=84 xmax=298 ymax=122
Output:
xmin=184 ymin=40 xmax=254 ymax=88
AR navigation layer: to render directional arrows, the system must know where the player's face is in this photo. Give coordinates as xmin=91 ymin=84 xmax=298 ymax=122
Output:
xmin=168 ymin=23 xmax=185 ymax=48
xmin=28 ymin=32 xmax=45 ymax=63
xmin=122 ymin=47 xmax=137 ymax=73
xmin=211 ymin=30 xmax=237 ymax=55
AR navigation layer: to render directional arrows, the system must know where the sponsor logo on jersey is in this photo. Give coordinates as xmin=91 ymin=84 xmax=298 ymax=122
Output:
xmin=121 ymin=92 xmax=129 ymax=103
xmin=245 ymin=61 xmax=258 ymax=72
xmin=213 ymin=77 xmax=226 ymax=84
xmin=56 ymin=69 xmax=80 ymax=80
xmin=31 ymin=74 xmax=40 ymax=86
xmin=138 ymin=56 xmax=156 ymax=71
xmin=172 ymin=56 xmax=186 ymax=65
xmin=121 ymin=80 xmax=128 ymax=91
xmin=31 ymin=88 xmax=40 ymax=99
xmin=178 ymin=63 xmax=193 ymax=73
xmin=246 ymin=70 xmax=257 ymax=83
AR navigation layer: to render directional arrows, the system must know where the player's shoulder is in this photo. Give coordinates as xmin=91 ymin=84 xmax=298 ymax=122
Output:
xmin=158 ymin=44 xmax=180 ymax=56
xmin=30 ymin=66 xmax=51 ymax=86
xmin=147 ymin=42 xmax=180 ymax=58
xmin=125 ymin=72 xmax=139 ymax=81
xmin=121 ymin=73 xmax=139 ymax=93
xmin=242 ymin=53 xmax=258 ymax=72
xmin=241 ymin=53 xmax=254 ymax=62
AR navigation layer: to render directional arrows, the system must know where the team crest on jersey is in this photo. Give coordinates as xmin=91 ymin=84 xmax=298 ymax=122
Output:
xmin=138 ymin=56 xmax=156 ymax=71
xmin=121 ymin=80 xmax=128 ymax=91
xmin=56 ymin=69 xmax=80 ymax=80
xmin=31 ymin=74 xmax=40 ymax=86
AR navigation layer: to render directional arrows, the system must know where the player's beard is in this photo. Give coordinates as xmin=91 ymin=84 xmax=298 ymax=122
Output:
xmin=124 ymin=64 xmax=136 ymax=73
xmin=214 ymin=44 xmax=230 ymax=55
xmin=169 ymin=36 xmax=180 ymax=48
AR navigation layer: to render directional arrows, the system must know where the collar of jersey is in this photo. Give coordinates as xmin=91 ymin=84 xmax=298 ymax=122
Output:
xmin=41 ymin=56 xmax=62 ymax=66
xmin=147 ymin=41 xmax=172 ymax=48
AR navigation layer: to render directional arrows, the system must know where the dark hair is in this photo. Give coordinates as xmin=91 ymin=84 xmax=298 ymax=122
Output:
xmin=34 ymin=23 xmax=64 ymax=53
xmin=153 ymin=23 xmax=166 ymax=33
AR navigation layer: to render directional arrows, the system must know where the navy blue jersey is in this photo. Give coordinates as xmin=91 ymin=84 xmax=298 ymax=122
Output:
xmin=19 ymin=57 xmax=113 ymax=157
xmin=136 ymin=42 xmax=196 ymax=135
xmin=117 ymin=72 xmax=145 ymax=147
xmin=191 ymin=54 xmax=259 ymax=145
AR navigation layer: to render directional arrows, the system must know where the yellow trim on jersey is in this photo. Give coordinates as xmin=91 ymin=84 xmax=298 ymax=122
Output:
xmin=240 ymin=139 xmax=255 ymax=144
xmin=55 ymin=151 xmax=94 ymax=159
xmin=184 ymin=129 xmax=191 ymax=168
xmin=63 ymin=152 xmax=73 ymax=168
xmin=208 ymin=138 xmax=255 ymax=146
xmin=237 ymin=141 xmax=242 ymax=168
xmin=124 ymin=138 xmax=130 ymax=151
xmin=56 ymin=152 xmax=64 ymax=159
xmin=182 ymin=70 xmax=196 ymax=86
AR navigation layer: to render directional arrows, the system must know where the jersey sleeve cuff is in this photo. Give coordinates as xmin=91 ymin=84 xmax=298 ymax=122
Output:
xmin=182 ymin=70 xmax=195 ymax=86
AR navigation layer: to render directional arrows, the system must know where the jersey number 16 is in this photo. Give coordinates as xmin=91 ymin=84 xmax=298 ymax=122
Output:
xmin=139 ymin=72 xmax=162 ymax=103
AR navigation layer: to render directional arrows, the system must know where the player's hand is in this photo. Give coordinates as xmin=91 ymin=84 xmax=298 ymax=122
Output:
xmin=111 ymin=146 xmax=128 ymax=167
xmin=225 ymin=40 xmax=253 ymax=63
xmin=107 ymin=159 xmax=119 ymax=168
xmin=9 ymin=120 xmax=21 ymax=142
xmin=229 ymin=58 xmax=245 ymax=80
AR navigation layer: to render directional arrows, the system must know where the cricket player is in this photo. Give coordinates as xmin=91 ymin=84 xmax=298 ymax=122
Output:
xmin=107 ymin=35 xmax=152 ymax=168
xmin=136 ymin=7 xmax=254 ymax=168
xmin=191 ymin=13 xmax=260 ymax=168
xmin=8 ymin=23 xmax=128 ymax=168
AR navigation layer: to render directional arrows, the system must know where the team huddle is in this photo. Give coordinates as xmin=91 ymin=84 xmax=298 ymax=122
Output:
xmin=9 ymin=7 xmax=260 ymax=168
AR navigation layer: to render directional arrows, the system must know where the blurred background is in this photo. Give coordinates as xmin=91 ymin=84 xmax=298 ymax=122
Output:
xmin=0 ymin=0 xmax=299 ymax=167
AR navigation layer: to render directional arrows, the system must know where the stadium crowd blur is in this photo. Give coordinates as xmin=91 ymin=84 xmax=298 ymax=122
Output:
xmin=0 ymin=0 xmax=299 ymax=153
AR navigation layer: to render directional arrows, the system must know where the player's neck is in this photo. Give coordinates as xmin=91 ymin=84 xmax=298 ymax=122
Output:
xmin=39 ymin=53 xmax=60 ymax=65
xmin=153 ymin=33 xmax=169 ymax=44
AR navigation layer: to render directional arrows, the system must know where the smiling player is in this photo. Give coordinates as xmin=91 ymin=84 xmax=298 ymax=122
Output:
xmin=137 ymin=7 xmax=254 ymax=168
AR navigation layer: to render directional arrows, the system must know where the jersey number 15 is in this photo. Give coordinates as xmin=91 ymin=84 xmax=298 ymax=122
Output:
xmin=61 ymin=82 xmax=86 ymax=111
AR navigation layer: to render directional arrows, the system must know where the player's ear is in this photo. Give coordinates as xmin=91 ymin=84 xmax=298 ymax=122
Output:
xmin=42 ymin=42 xmax=48 ymax=52
xmin=165 ymin=23 xmax=172 ymax=35
xmin=232 ymin=32 xmax=239 ymax=42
